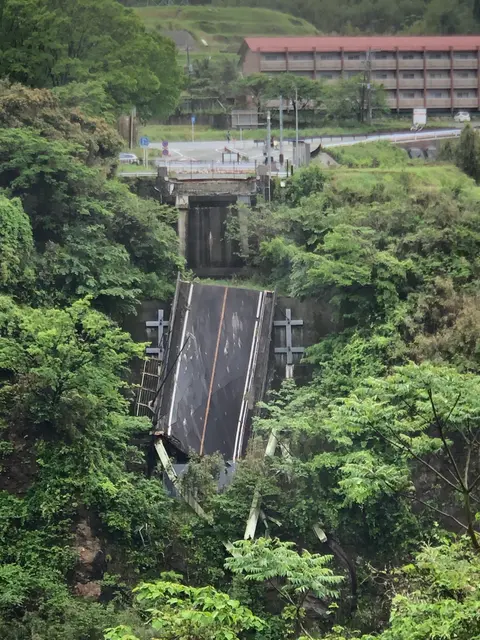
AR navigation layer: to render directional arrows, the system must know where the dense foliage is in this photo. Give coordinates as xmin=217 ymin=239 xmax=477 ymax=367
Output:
xmin=120 ymin=0 xmax=480 ymax=35
xmin=0 ymin=0 xmax=182 ymax=118
xmin=2 ymin=0 xmax=480 ymax=634
xmin=0 ymin=61 xmax=184 ymax=638
xmin=235 ymin=73 xmax=388 ymax=123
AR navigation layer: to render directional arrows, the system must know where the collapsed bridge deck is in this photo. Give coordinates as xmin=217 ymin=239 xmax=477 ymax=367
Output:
xmin=154 ymin=281 xmax=275 ymax=461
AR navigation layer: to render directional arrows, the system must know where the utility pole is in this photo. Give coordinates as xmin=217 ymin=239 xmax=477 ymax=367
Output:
xmin=266 ymin=110 xmax=271 ymax=203
xmin=366 ymin=49 xmax=373 ymax=125
xmin=279 ymin=94 xmax=284 ymax=161
xmin=294 ymin=87 xmax=299 ymax=166
xmin=129 ymin=106 xmax=136 ymax=150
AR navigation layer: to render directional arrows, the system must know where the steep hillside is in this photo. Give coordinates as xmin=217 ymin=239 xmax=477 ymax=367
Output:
xmin=136 ymin=5 xmax=318 ymax=56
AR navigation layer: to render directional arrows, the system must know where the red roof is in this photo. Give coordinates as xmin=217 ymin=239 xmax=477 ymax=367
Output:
xmin=242 ymin=35 xmax=480 ymax=53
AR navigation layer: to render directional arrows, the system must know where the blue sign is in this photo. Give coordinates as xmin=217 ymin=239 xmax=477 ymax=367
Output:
xmin=162 ymin=140 xmax=169 ymax=148
xmin=191 ymin=115 xmax=196 ymax=125
xmin=139 ymin=136 xmax=150 ymax=148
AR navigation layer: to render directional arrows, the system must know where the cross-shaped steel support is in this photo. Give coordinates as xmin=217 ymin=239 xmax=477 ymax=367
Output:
xmin=145 ymin=309 xmax=169 ymax=361
xmin=273 ymin=309 xmax=304 ymax=365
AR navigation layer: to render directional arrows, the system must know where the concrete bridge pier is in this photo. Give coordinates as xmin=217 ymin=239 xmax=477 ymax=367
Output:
xmin=171 ymin=177 xmax=257 ymax=277
xmin=175 ymin=195 xmax=189 ymax=259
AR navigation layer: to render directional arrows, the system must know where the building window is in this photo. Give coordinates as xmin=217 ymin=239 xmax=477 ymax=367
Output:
xmin=375 ymin=52 xmax=390 ymax=59
xmin=402 ymin=72 xmax=415 ymax=78
xmin=319 ymin=52 xmax=340 ymax=60
xmin=291 ymin=53 xmax=312 ymax=60
xmin=319 ymin=72 xmax=334 ymax=78
xmin=346 ymin=53 xmax=362 ymax=60
xmin=402 ymin=91 xmax=416 ymax=98
xmin=402 ymin=53 xmax=415 ymax=59
xmin=457 ymin=71 xmax=474 ymax=78
xmin=375 ymin=72 xmax=388 ymax=79
xmin=429 ymin=71 xmax=448 ymax=78
xmin=263 ymin=53 xmax=283 ymax=60
xmin=429 ymin=90 xmax=447 ymax=98
xmin=454 ymin=52 xmax=476 ymax=59
xmin=427 ymin=52 xmax=447 ymax=59
xmin=456 ymin=90 xmax=474 ymax=97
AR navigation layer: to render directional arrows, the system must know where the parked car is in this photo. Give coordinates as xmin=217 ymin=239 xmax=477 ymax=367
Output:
xmin=454 ymin=111 xmax=471 ymax=123
xmin=118 ymin=152 xmax=140 ymax=164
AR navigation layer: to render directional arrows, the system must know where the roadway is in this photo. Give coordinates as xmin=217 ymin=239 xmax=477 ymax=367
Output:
xmin=123 ymin=128 xmax=463 ymax=177
xmin=150 ymin=128 xmax=461 ymax=161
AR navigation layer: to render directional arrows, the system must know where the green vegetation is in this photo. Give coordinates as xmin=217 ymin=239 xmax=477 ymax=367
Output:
xmin=126 ymin=0 xmax=480 ymax=37
xmin=2 ymin=1 xmax=480 ymax=638
xmin=0 ymin=0 xmax=182 ymax=118
xmin=327 ymin=141 xmax=410 ymax=167
xmin=136 ymin=5 xmax=317 ymax=56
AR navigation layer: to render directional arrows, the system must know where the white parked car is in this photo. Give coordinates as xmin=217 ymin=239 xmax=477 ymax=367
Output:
xmin=119 ymin=152 xmax=140 ymax=164
xmin=454 ymin=111 xmax=471 ymax=123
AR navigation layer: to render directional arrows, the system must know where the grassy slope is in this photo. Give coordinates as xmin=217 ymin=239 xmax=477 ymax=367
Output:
xmin=323 ymin=141 xmax=480 ymax=200
xmin=136 ymin=5 xmax=318 ymax=60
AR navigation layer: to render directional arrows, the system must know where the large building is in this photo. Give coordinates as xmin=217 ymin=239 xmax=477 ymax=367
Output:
xmin=239 ymin=36 xmax=480 ymax=112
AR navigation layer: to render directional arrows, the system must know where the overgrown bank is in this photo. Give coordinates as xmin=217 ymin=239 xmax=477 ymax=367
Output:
xmin=2 ymin=37 xmax=480 ymax=640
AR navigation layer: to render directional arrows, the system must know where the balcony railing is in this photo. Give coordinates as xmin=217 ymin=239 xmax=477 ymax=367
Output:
xmin=453 ymin=77 xmax=478 ymax=88
xmin=425 ymin=78 xmax=451 ymax=88
xmin=453 ymin=59 xmax=478 ymax=69
xmin=288 ymin=59 xmax=315 ymax=71
xmin=343 ymin=59 xmax=365 ymax=70
xmin=453 ymin=96 xmax=478 ymax=107
xmin=376 ymin=78 xmax=396 ymax=89
xmin=315 ymin=59 xmax=342 ymax=71
xmin=260 ymin=60 xmax=287 ymax=72
xmin=426 ymin=58 xmax=451 ymax=69
xmin=398 ymin=59 xmax=424 ymax=69
xmin=426 ymin=97 xmax=451 ymax=108
xmin=398 ymin=97 xmax=425 ymax=108
xmin=371 ymin=59 xmax=397 ymax=70
xmin=398 ymin=79 xmax=424 ymax=89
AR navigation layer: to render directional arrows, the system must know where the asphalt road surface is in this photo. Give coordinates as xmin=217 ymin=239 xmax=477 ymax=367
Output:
xmin=149 ymin=128 xmax=461 ymax=166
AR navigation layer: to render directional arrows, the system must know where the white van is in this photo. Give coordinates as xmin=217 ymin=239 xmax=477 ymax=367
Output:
xmin=454 ymin=111 xmax=471 ymax=123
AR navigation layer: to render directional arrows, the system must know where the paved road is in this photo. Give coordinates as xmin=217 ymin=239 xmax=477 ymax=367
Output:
xmin=121 ymin=128 xmax=462 ymax=177
xmin=150 ymin=128 xmax=461 ymax=164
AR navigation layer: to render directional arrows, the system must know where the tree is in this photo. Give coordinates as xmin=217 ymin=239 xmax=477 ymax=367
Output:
xmin=0 ymin=81 xmax=122 ymax=164
xmin=0 ymin=195 xmax=33 ymax=293
xmin=268 ymin=73 xmax=322 ymax=112
xmin=189 ymin=58 xmax=238 ymax=103
xmin=0 ymin=126 xmax=182 ymax=315
xmin=334 ymin=538 xmax=480 ymax=640
xmin=234 ymin=73 xmax=272 ymax=113
xmin=104 ymin=574 xmax=265 ymax=640
xmin=225 ymin=538 xmax=342 ymax=636
xmin=0 ymin=0 xmax=182 ymax=118
xmin=455 ymin=124 xmax=480 ymax=182
xmin=312 ymin=364 xmax=480 ymax=550
xmin=323 ymin=75 xmax=388 ymax=122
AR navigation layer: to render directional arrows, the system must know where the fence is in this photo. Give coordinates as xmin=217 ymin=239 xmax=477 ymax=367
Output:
xmin=154 ymin=160 xmax=287 ymax=179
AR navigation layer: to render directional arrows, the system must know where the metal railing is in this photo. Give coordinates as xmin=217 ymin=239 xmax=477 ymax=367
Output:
xmin=155 ymin=159 xmax=288 ymax=179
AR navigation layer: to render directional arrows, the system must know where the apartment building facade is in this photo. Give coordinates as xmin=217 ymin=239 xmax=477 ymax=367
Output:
xmin=239 ymin=36 xmax=480 ymax=112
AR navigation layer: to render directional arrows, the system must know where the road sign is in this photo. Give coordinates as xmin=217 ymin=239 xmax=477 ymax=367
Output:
xmin=162 ymin=149 xmax=169 ymax=156
xmin=191 ymin=115 xmax=196 ymax=125
xmin=140 ymin=136 xmax=150 ymax=148
xmin=162 ymin=140 xmax=169 ymax=148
